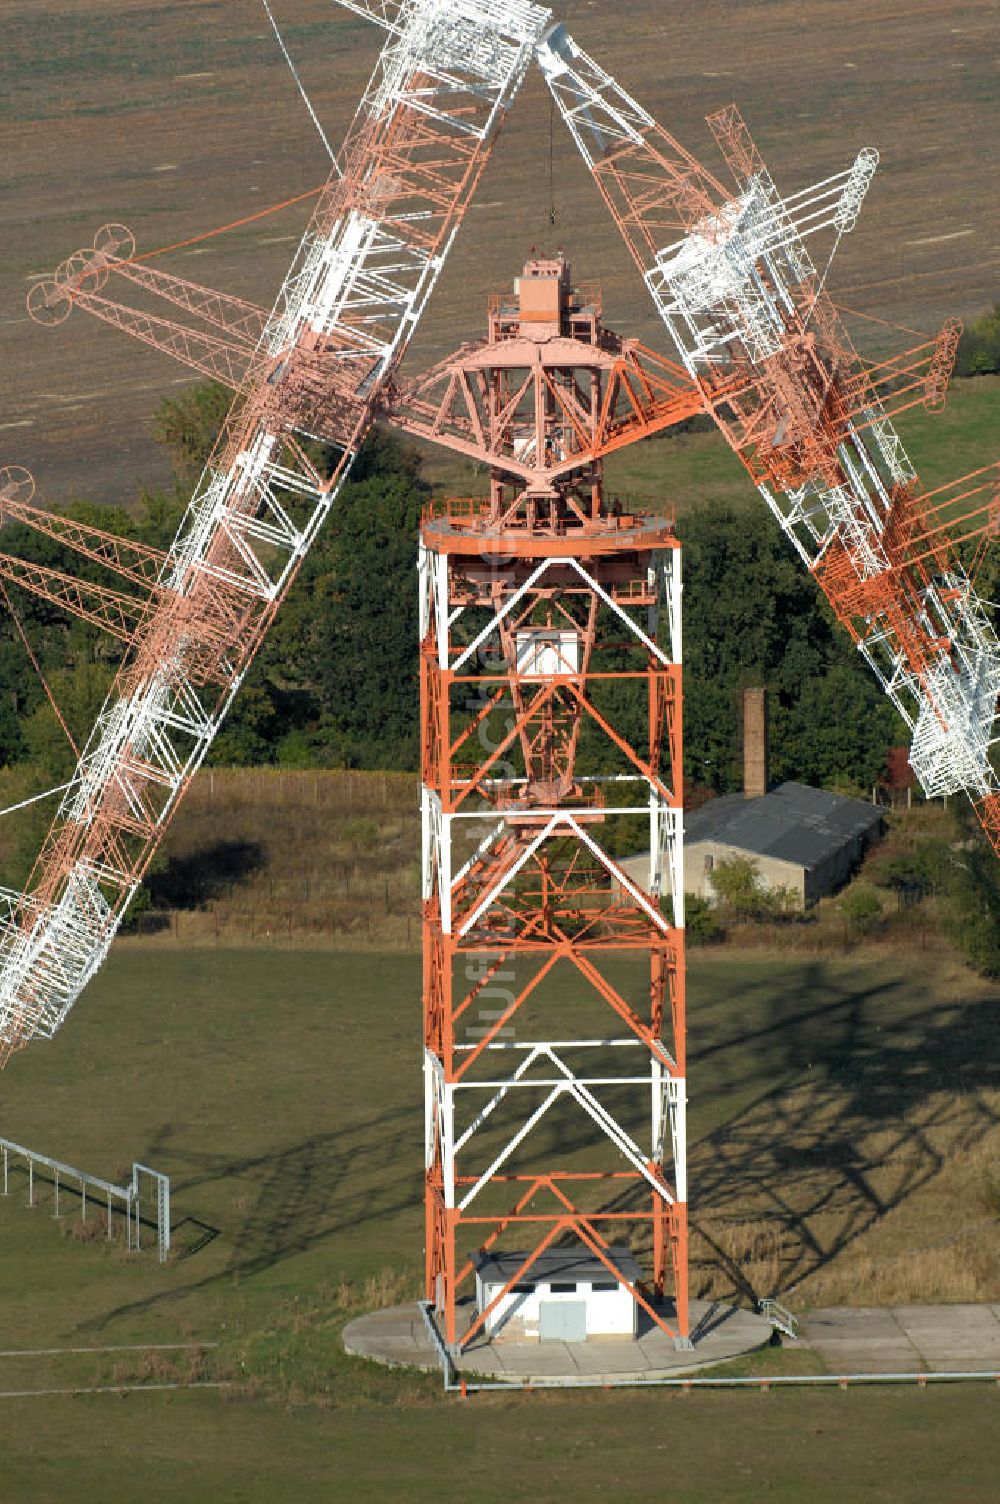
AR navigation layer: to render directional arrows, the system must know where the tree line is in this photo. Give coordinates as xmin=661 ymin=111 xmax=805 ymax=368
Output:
xmin=0 ymin=378 xmax=913 ymax=797
xmin=956 ymin=304 xmax=1000 ymax=378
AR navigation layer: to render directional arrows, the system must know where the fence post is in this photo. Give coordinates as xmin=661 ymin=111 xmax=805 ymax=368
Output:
xmin=28 ymin=1158 xmax=33 ymax=1207
xmin=159 ymin=1175 xmax=170 ymax=1263
xmin=53 ymin=1168 xmax=60 ymax=1218
xmin=2 ymin=1145 xmax=6 ymax=1196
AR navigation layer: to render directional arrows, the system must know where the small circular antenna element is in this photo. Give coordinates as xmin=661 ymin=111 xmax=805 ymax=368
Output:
xmin=26 ymin=280 xmax=71 ymax=326
xmin=0 ymin=466 xmax=36 ymax=507
xmin=57 ymin=251 xmax=98 ymax=292
xmin=93 ymin=223 xmax=135 ymax=263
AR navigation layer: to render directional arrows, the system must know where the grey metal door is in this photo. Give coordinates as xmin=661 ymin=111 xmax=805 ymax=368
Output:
xmin=539 ymin=1300 xmax=587 ymax=1343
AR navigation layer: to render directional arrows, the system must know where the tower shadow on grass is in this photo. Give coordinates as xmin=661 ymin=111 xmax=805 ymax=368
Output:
xmin=685 ymin=959 xmax=1000 ymax=1303
xmin=145 ymin=839 xmax=265 ymax=908
xmin=77 ymin=958 xmax=1000 ymax=1332
xmin=73 ymin=1100 xmax=424 ymax=1334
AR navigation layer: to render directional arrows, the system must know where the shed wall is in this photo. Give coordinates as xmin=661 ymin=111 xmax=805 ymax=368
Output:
xmin=475 ymin=1273 xmax=636 ymax=1340
xmin=685 ymin=841 xmax=806 ymax=908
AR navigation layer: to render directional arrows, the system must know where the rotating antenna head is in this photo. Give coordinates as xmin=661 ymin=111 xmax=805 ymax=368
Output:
xmin=25 ymin=223 xmax=136 ymax=325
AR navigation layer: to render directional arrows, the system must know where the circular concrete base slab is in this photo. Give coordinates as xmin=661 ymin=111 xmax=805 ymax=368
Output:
xmin=344 ymin=1298 xmax=773 ymax=1384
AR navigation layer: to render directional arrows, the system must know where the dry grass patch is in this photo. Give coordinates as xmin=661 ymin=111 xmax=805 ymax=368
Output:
xmin=801 ymin=1238 xmax=998 ymax=1308
xmin=691 ymin=1218 xmax=785 ymax=1304
xmin=127 ymin=768 xmax=421 ymax=949
xmin=788 ymin=1102 xmax=1000 ymax=1307
xmin=111 ymin=1345 xmax=210 ymax=1387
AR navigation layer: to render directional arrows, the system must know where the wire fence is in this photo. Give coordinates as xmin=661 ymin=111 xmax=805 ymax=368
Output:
xmin=126 ymin=907 xmax=418 ymax=948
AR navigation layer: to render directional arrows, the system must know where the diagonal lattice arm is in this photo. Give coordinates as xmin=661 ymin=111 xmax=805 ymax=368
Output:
xmin=538 ymin=30 xmax=1000 ymax=850
xmin=0 ymin=0 xmax=552 ymax=1060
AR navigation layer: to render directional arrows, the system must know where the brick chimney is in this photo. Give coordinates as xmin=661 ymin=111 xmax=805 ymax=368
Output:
xmin=743 ymin=687 xmax=769 ymax=799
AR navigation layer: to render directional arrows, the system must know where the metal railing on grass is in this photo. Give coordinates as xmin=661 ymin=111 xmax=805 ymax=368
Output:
xmin=758 ymin=1296 xmax=798 ymax=1339
xmin=0 ymin=1136 xmax=170 ymax=1262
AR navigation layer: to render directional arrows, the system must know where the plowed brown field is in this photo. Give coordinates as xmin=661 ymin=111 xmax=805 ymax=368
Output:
xmin=2 ymin=0 xmax=997 ymax=506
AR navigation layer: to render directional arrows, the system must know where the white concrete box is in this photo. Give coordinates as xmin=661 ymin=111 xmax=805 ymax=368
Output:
xmin=515 ymin=628 xmax=580 ymax=680
xmin=474 ymin=1247 xmax=641 ymax=1342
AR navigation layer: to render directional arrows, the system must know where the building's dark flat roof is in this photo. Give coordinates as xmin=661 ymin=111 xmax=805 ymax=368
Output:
xmin=686 ymin=781 xmax=882 ymax=871
xmin=476 ymin=1246 xmax=641 ymax=1287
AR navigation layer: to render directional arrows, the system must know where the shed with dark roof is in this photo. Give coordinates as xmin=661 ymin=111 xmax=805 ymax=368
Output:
xmin=618 ymin=781 xmax=883 ymax=908
xmin=683 ymin=781 xmax=883 ymax=907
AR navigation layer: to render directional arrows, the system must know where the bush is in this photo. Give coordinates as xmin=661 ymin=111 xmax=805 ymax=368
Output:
xmin=867 ymin=838 xmax=948 ymax=898
xmin=709 ymin=855 xmax=761 ymax=916
xmin=839 ymin=883 xmax=882 ymax=934
xmin=708 ymin=854 xmax=796 ymax=919
xmin=868 ymin=815 xmax=1000 ymax=979
xmin=685 ymin=893 xmax=723 ymax=944
xmin=940 ymin=846 xmax=1000 ymax=979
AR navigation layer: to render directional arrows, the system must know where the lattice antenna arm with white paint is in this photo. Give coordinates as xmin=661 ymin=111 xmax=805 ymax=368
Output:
xmin=0 ymin=0 xmax=552 ymax=1064
xmin=537 ymin=27 xmax=1000 ymax=852
xmin=334 ymin=0 xmax=405 ymax=28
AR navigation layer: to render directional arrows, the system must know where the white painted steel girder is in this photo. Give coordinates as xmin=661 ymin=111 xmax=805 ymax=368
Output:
xmin=269 ymin=0 xmax=550 ymax=365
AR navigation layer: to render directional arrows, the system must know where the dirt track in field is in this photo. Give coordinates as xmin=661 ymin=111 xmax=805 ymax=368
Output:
xmin=1 ymin=0 xmax=997 ymax=507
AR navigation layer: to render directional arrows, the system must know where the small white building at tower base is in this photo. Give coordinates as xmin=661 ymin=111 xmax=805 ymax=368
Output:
xmin=475 ymin=1248 xmax=642 ymax=1343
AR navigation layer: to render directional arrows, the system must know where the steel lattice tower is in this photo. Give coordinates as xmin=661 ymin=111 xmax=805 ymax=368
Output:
xmin=2 ymin=0 xmax=995 ymax=1076
xmin=418 ymin=259 xmax=690 ymax=1352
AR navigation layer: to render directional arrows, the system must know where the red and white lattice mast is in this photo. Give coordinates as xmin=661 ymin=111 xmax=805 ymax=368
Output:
xmin=412 ymin=256 xmax=690 ymax=1350
xmin=1 ymin=4 xmax=993 ymax=1348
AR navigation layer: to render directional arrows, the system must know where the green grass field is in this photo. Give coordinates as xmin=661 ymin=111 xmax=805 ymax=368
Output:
xmin=2 ymin=944 xmax=996 ymax=1345
xmin=0 ymin=2 xmax=996 ymax=1493
xmin=0 ymin=944 xmax=997 ymax=1499
xmin=2 ymin=1383 xmax=999 ymax=1504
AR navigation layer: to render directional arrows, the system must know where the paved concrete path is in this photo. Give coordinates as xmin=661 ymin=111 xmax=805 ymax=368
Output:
xmin=800 ymin=1304 xmax=1000 ymax=1373
xmin=344 ymin=1298 xmax=772 ymax=1382
xmin=345 ymin=1301 xmax=1000 ymax=1383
